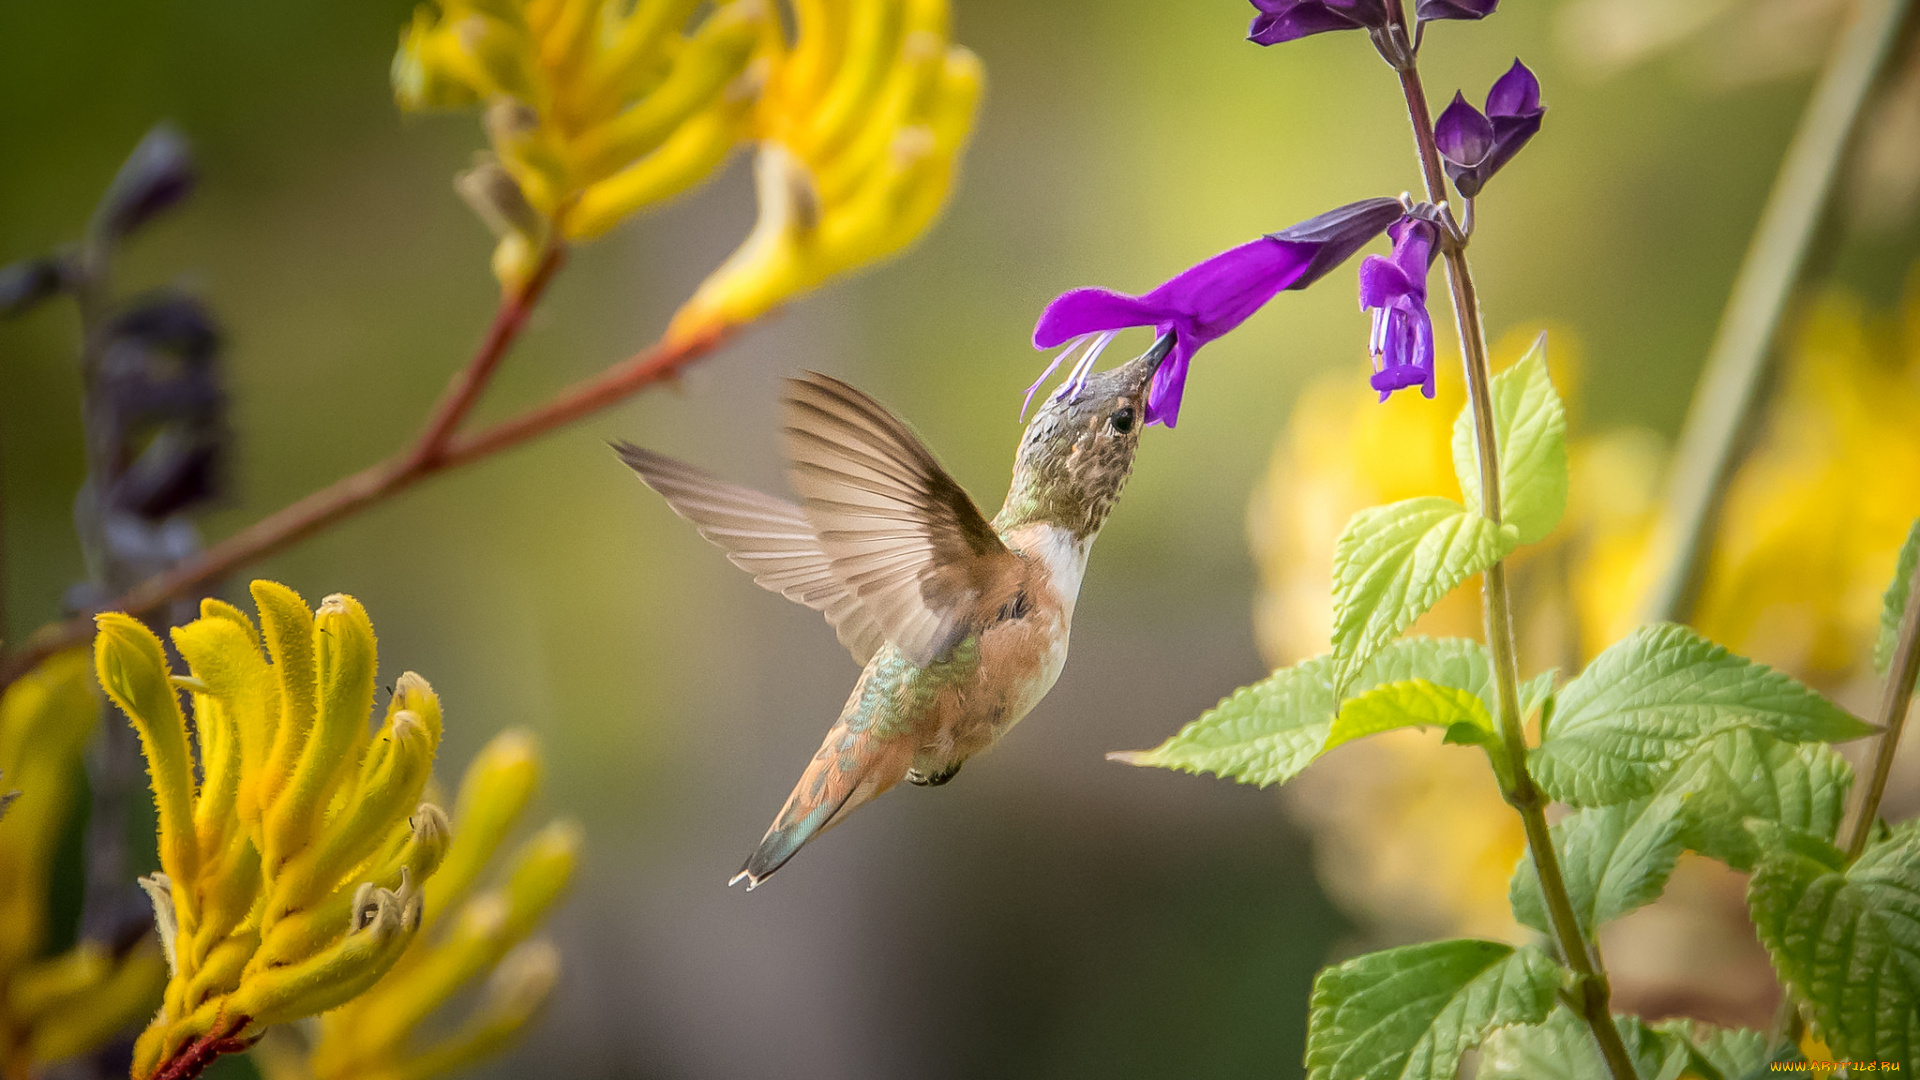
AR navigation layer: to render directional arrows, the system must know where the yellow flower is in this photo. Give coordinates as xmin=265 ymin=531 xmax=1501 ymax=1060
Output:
xmin=394 ymin=0 xmax=779 ymax=286
xmin=253 ymin=730 xmax=582 ymax=1080
xmin=94 ymin=583 xmax=452 ymax=1079
xmin=665 ymin=0 xmax=984 ymax=346
xmin=0 ymin=651 xmax=167 ymax=1074
xmin=1582 ymin=287 xmax=1920 ymax=688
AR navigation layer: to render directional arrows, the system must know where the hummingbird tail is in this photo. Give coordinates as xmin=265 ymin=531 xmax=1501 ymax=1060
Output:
xmin=729 ymin=722 xmax=911 ymax=890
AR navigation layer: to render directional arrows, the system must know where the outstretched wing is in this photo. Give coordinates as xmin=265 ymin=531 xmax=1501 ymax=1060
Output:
xmin=613 ymin=442 xmax=888 ymax=664
xmin=782 ymin=372 xmax=1021 ymax=667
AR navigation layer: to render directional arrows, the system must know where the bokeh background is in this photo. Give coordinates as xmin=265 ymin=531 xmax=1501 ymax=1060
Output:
xmin=3 ymin=1 xmax=1919 ymax=1078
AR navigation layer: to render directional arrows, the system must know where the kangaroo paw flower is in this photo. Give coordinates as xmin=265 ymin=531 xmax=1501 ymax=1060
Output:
xmin=667 ymin=0 xmax=985 ymax=346
xmin=393 ymin=0 xmax=778 ymax=289
xmin=93 ymin=583 xmax=457 ymax=1080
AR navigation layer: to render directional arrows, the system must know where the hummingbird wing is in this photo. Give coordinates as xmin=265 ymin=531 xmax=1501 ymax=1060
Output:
xmin=613 ymin=442 xmax=890 ymax=664
xmin=782 ymin=372 xmax=1021 ymax=667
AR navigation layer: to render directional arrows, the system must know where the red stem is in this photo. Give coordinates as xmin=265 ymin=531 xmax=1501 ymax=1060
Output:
xmin=0 ymin=253 xmax=736 ymax=688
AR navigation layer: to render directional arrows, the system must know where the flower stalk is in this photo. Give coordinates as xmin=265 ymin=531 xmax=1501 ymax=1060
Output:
xmin=1386 ymin=5 xmax=1639 ymax=1078
xmin=1846 ymin=551 xmax=1920 ymax=861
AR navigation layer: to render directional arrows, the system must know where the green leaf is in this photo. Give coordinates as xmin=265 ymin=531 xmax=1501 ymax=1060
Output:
xmin=1305 ymin=939 xmax=1562 ymax=1080
xmin=1331 ymin=497 xmax=1517 ymax=686
xmin=1479 ymin=1008 xmax=1690 ymax=1080
xmin=1530 ymin=624 xmax=1874 ymax=806
xmin=1451 ymin=334 xmax=1569 ymax=546
xmin=1671 ymin=728 xmax=1853 ymax=872
xmin=1114 ymin=639 xmax=1499 ymax=788
xmin=1107 ymin=654 xmax=1340 ymax=787
xmin=1326 ymin=679 xmax=1495 ymax=755
xmin=1323 ymin=639 xmax=1498 ymax=753
xmin=1745 ymin=821 xmax=1920 ymax=1063
xmin=1520 ymin=669 xmax=1557 ymax=724
xmin=1509 ymin=792 xmax=1688 ymax=939
xmin=1510 ymin=727 xmax=1854 ymax=938
xmin=1651 ymin=1020 xmax=1768 ymax=1080
xmin=1877 ymin=516 xmax=1920 ymax=675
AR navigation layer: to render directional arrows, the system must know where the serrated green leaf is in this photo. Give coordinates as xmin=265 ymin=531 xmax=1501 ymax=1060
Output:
xmin=1672 ymin=729 xmax=1853 ymax=871
xmin=1114 ymin=639 xmax=1498 ymax=788
xmin=1305 ymin=939 xmax=1562 ymax=1080
xmin=1510 ymin=792 xmax=1688 ymax=939
xmin=1331 ymin=498 xmax=1517 ymax=686
xmin=1746 ymin=821 xmax=1920 ymax=1064
xmin=1320 ymin=640 xmax=1513 ymax=784
xmin=1479 ymin=1008 xmax=1690 ymax=1080
xmin=1510 ymin=726 xmax=1855 ymax=939
xmin=1327 ymin=679 xmax=1494 ymax=753
xmin=1108 ymin=654 xmax=1340 ymax=787
xmin=1651 ymin=1019 xmax=1768 ymax=1080
xmin=1877 ymin=516 xmax=1920 ymax=675
xmin=1452 ymin=335 xmax=1569 ymax=546
xmin=1531 ymin=624 xmax=1874 ymax=806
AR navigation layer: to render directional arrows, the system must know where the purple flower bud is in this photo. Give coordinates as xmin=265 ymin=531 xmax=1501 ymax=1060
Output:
xmin=1415 ymin=0 xmax=1498 ymax=21
xmin=1033 ymin=198 xmax=1401 ymax=427
xmin=1434 ymin=92 xmax=1495 ymax=171
xmin=1358 ymin=218 xmax=1438 ymax=401
xmin=1247 ymin=0 xmax=1390 ymax=45
xmin=1435 ymin=59 xmax=1544 ymax=198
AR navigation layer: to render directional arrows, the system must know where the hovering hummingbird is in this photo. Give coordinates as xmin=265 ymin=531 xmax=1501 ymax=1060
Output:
xmin=615 ymin=335 xmax=1169 ymax=888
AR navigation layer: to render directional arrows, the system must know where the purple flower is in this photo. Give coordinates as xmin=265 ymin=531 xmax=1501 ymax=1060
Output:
xmin=1415 ymin=0 xmax=1498 ymax=21
xmin=1434 ymin=59 xmax=1545 ymax=198
xmin=1247 ymin=0 xmax=1389 ymax=45
xmin=1358 ymin=218 xmax=1438 ymax=401
xmin=1032 ymin=198 xmax=1402 ymax=427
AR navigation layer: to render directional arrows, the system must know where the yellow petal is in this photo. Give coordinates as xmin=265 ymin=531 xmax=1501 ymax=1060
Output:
xmin=94 ymin=614 xmax=201 ymax=903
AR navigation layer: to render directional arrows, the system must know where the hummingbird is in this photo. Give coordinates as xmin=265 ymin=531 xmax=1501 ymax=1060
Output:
xmin=614 ymin=335 xmax=1169 ymax=888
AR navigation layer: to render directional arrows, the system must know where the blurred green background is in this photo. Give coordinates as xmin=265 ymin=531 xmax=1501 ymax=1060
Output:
xmin=2 ymin=2 xmax=1916 ymax=1077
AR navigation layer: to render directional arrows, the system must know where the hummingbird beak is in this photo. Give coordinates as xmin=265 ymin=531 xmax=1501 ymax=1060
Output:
xmin=1120 ymin=331 xmax=1176 ymax=393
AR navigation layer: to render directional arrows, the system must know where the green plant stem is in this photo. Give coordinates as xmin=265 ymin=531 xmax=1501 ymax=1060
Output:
xmin=1391 ymin=12 xmax=1640 ymax=1080
xmin=1846 ymin=553 xmax=1920 ymax=860
xmin=1641 ymin=0 xmax=1918 ymax=625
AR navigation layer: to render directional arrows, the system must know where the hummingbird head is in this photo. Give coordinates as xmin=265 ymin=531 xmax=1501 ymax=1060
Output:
xmin=1000 ymin=333 xmax=1171 ymax=538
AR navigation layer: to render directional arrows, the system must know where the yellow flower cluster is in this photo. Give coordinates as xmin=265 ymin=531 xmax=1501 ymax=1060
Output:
xmin=0 ymin=651 xmax=167 ymax=1073
xmin=666 ymin=0 xmax=984 ymax=345
xmin=94 ymin=584 xmax=452 ymax=1079
xmin=1582 ymin=288 xmax=1920 ymax=688
xmin=393 ymin=0 xmax=984 ymax=324
xmin=254 ymin=731 xmax=581 ymax=1080
xmin=395 ymin=0 xmax=776 ymax=287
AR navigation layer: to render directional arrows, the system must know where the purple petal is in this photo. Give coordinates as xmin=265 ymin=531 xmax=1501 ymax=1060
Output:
xmin=1144 ymin=332 xmax=1193 ymax=428
xmin=1033 ymin=288 xmax=1164 ymax=348
xmin=1138 ymin=236 xmax=1318 ymax=344
xmin=1266 ymin=196 xmax=1404 ymax=290
xmin=1481 ymin=111 xmax=1543 ymax=182
xmin=1414 ymin=0 xmax=1498 ymax=20
xmin=1386 ymin=218 xmax=1436 ymax=287
xmin=1357 ymin=253 xmax=1413 ymax=309
xmin=1433 ymin=92 xmax=1494 ymax=170
xmin=1246 ymin=0 xmax=1387 ymax=43
xmin=1486 ymin=59 xmax=1542 ymax=120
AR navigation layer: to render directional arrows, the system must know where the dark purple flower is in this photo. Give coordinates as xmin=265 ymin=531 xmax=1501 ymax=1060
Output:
xmin=1415 ymin=0 xmax=1498 ymax=21
xmin=1434 ymin=59 xmax=1545 ymax=198
xmin=1247 ymin=0 xmax=1389 ymax=45
xmin=1032 ymin=198 xmax=1402 ymax=427
xmin=1358 ymin=218 xmax=1438 ymax=401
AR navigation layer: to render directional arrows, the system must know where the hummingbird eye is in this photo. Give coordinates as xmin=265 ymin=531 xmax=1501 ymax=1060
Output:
xmin=1108 ymin=407 xmax=1136 ymax=434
